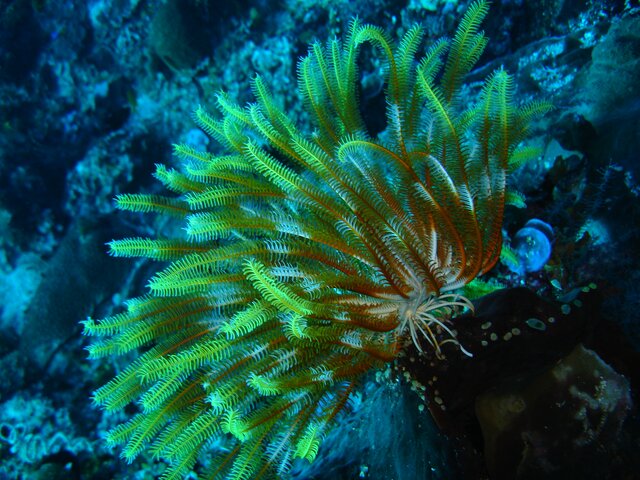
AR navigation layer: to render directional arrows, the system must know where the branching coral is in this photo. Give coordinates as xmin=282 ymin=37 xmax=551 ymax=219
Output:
xmin=83 ymin=1 xmax=550 ymax=478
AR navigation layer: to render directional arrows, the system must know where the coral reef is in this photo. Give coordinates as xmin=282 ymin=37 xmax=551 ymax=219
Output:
xmin=0 ymin=393 xmax=93 ymax=478
xmin=0 ymin=0 xmax=638 ymax=478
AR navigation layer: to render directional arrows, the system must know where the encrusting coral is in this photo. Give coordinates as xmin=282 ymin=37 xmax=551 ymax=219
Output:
xmin=83 ymin=1 xmax=550 ymax=478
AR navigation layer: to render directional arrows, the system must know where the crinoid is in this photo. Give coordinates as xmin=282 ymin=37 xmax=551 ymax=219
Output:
xmin=83 ymin=1 xmax=550 ymax=478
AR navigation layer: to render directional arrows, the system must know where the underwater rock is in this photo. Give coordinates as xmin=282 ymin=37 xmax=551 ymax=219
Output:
xmin=475 ymin=344 xmax=632 ymax=480
xmin=0 ymin=1 xmax=47 ymax=84
xmin=400 ymin=286 xmax=598 ymax=477
xmin=405 ymin=287 xmax=598 ymax=428
xmin=581 ymin=15 xmax=640 ymax=177
xmin=291 ymin=379 xmax=454 ymax=480
xmin=402 ymin=285 xmax=640 ymax=479
xmin=19 ymin=222 xmax=131 ymax=373
xmin=149 ymin=0 xmax=206 ymax=72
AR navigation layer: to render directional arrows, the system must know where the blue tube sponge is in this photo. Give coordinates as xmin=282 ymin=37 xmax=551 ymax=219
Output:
xmin=509 ymin=218 xmax=554 ymax=274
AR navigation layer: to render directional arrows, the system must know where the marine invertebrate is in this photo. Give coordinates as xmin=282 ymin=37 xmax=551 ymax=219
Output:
xmin=83 ymin=1 xmax=550 ymax=478
xmin=507 ymin=218 xmax=555 ymax=274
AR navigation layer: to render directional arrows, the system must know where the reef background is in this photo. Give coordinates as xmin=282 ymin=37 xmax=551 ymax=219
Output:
xmin=0 ymin=0 xmax=638 ymax=478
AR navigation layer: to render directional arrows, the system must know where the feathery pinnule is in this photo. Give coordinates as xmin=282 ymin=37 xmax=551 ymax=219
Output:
xmin=83 ymin=2 xmax=551 ymax=478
